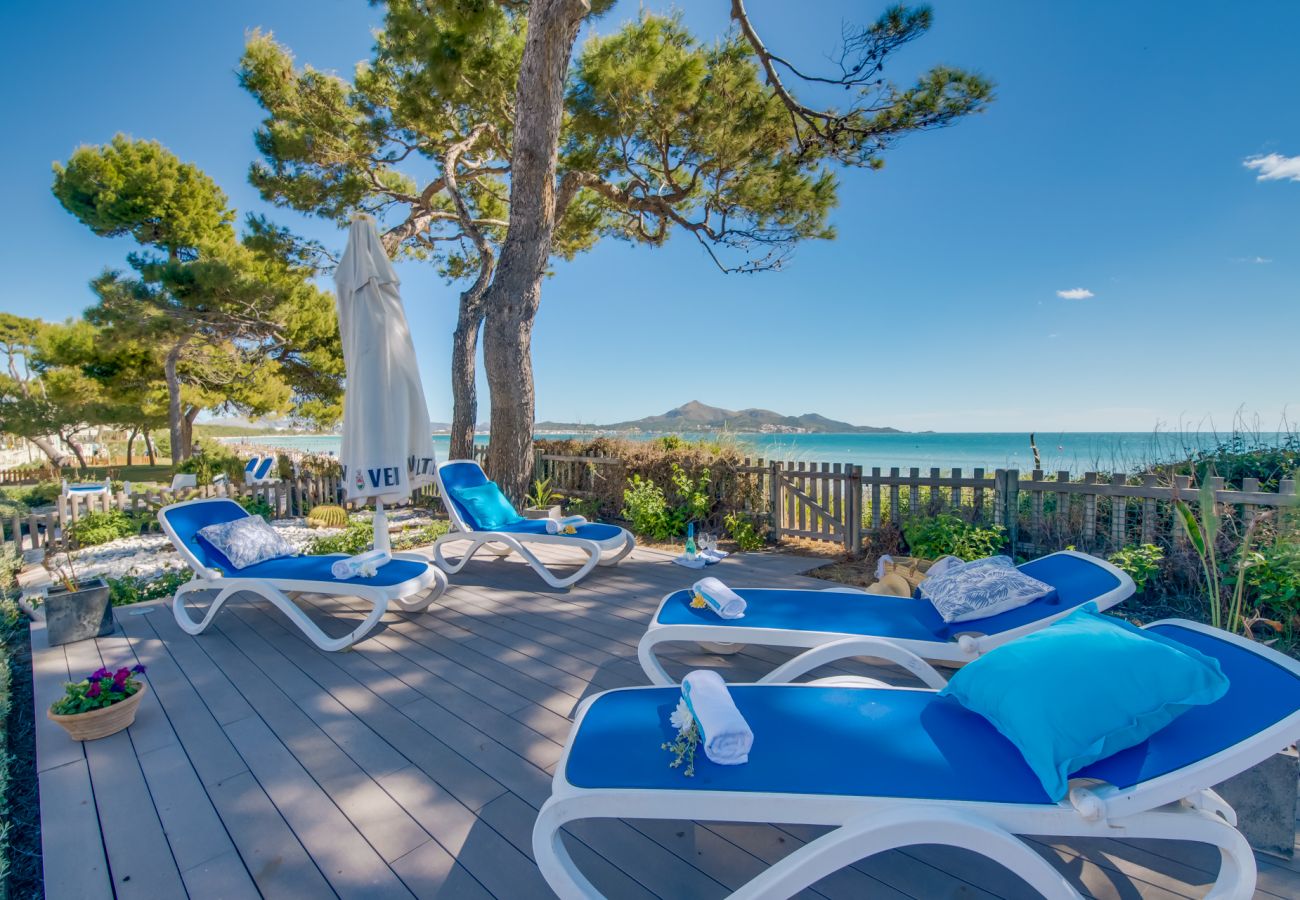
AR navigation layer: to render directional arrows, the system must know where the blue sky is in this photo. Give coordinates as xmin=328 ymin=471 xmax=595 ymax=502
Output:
xmin=2 ymin=1 xmax=1296 ymax=432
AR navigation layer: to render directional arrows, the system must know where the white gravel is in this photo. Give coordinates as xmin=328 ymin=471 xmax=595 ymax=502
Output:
xmin=49 ymin=519 xmax=339 ymax=584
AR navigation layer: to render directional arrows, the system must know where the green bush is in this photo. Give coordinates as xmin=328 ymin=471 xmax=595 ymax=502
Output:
xmin=237 ymin=495 xmax=275 ymax=520
xmin=620 ymin=464 xmax=712 ymax=541
xmin=177 ymin=443 xmax=245 ymax=486
xmin=71 ymin=510 xmax=140 ymax=547
xmin=1245 ymin=540 xmax=1300 ymax=627
xmin=724 ymin=512 xmax=765 ymax=551
xmin=1108 ymin=544 xmax=1165 ymax=594
xmin=306 ymin=518 xmax=374 ymax=555
xmin=902 ymin=513 xmax=1005 ymax=561
xmin=392 ymin=521 xmax=450 ymax=551
xmin=108 ymin=569 xmax=194 ymax=606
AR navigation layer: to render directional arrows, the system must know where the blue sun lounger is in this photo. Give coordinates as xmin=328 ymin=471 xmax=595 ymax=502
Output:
xmin=537 ymin=621 xmax=1300 ymax=899
xmin=432 ymin=460 xmax=635 ymax=588
xmin=160 ymin=498 xmax=446 ymax=651
xmin=638 ymin=550 xmax=1135 ymax=682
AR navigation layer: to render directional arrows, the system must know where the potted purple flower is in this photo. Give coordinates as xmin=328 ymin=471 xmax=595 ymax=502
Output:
xmin=48 ymin=665 xmax=148 ymax=741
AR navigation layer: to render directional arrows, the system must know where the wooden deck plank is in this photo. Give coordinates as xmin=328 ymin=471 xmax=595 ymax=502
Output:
xmin=31 ymin=546 xmax=1298 ymax=900
xmin=222 ymin=713 xmax=416 ymax=898
xmin=61 ymin=629 xmax=189 ymax=898
xmin=191 ymin=620 xmax=435 ymax=864
xmin=220 ymin=600 xmax=512 ymax=813
xmin=37 ymin=758 xmax=113 ymax=900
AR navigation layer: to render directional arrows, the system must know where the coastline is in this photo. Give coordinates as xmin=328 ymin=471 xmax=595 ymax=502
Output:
xmin=218 ymin=429 xmax=1287 ymax=475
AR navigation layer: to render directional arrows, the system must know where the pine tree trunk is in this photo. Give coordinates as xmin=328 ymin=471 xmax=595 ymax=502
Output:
xmin=63 ymin=432 xmax=89 ymax=469
xmin=450 ymin=301 xmax=484 ymax=461
xmin=144 ymin=431 xmax=157 ymax=466
xmin=482 ymin=0 xmax=589 ymax=501
xmin=181 ymin=406 xmax=200 ymax=459
xmin=30 ymin=436 xmax=69 ymax=468
xmin=164 ymin=342 xmax=185 ymax=464
xmin=126 ymin=428 xmax=137 ymax=466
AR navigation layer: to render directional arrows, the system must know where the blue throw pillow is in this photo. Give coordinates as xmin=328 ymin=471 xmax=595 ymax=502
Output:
xmin=940 ymin=605 xmax=1229 ymax=800
xmin=455 ymin=481 xmax=520 ymax=530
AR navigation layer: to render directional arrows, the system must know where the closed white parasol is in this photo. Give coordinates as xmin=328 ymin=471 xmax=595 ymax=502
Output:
xmin=335 ymin=214 xmax=436 ymax=554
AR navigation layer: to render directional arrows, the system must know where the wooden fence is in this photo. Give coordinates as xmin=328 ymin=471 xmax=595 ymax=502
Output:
xmin=7 ymin=451 xmax=1296 ymax=557
xmin=0 ymin=476 xmax=361 ymax=555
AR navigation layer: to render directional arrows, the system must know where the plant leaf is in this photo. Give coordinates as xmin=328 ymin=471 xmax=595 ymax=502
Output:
xmin=1175 ymin=500 xmax=1206 ymax=556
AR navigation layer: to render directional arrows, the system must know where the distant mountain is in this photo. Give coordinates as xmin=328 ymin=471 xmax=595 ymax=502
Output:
xmin=537 ymin=401 xmax=901 ymax=434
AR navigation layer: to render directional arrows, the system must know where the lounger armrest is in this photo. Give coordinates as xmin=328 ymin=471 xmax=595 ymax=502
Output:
xmin=758 ymin=637 xmax=949 ymax=689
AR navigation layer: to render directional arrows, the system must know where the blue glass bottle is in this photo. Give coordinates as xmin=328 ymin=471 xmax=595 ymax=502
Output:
xmin=685 ymin=521 xmax=697 ymax=560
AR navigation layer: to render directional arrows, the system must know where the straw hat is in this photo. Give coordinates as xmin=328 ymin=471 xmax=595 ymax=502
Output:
xmin=866 ymin=572 xmax=914 ymax=597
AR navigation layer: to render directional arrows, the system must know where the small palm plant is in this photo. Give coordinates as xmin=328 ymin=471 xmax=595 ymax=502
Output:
xmin=526 ymin=477 xmax=557 ymax=509
xmin=1174 ymin=473 xmax=1268 ymax=634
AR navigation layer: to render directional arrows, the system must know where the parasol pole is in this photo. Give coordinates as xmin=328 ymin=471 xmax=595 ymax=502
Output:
xmin=373 ymin=498 xmax=392 ymax=555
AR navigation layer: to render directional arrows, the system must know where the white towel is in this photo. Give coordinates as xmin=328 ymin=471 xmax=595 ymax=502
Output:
xmin=682 ymin=670 xmax=753 ymax=766
xmin=691 ymin=577 xmax=746 ymax=619
xmin=673 ymin=555 xmax=707 ymax=569
xmin=331 ymin=549 xmax=391 ymax=580
xmin=543 ymin=515 xmax=587 ymax=535
xmin=701 ymin=548 xmax=728 ymax=562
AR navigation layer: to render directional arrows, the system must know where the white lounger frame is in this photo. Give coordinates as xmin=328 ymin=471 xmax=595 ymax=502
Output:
xmin=159 ymin=499 xmax=448 ymax=652
xmin=537 ymin=622 xmax=1299 ymax=899
xmin=431 ymin=459 xmax=635 ymax=589
xmin=638 ymin=550 xmax=1135 ymax=683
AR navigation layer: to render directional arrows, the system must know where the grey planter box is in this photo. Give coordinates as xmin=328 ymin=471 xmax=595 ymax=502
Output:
xmin=1215 ymin=747 xmax=1298 ymax=858
xmin=44 ymin=577 xmax=114 ymax=647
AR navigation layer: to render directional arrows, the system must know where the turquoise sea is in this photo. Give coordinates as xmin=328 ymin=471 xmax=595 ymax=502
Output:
xmin=221 ymin=430 xmax=1281 ymax=475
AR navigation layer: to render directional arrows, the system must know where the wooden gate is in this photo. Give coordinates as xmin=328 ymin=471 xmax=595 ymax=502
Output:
xmin=769 ymin=462 xmax=862 ymax=551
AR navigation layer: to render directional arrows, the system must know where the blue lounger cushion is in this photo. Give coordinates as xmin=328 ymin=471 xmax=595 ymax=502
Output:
xmin=566 ymin=623 xmax=1300 ymax=802
xmin=655 ymin=552 xmax=1120 ymax=641
xmin=218 ymin=554 xmax=431 ymax=587
xmin=439 ymin=460 xmax=624 ymax=540
xmin=941 ymin=607 xmax=1230 ymax=799
xmin=165 ymin=497 xmax=431 ymax=585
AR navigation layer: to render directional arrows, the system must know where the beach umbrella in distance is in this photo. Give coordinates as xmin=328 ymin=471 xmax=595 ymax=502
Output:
xmin=335 ymin=213 xmax=437 ymax=554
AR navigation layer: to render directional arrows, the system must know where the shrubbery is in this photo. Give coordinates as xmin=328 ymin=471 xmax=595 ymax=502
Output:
xmin=108 ymin=569 xmax=194 ymax=606
xmin=70 ymin=510 xmax=141 ymax=546
xmin=902 ymin=513 xmax=1006 ymax=561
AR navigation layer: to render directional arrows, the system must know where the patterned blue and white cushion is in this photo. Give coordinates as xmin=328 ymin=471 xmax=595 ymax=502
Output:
xmin=197 ymin=516 xmax=298 ymax=570
xmin=920 ymin=556 xmax=1052 ymax=624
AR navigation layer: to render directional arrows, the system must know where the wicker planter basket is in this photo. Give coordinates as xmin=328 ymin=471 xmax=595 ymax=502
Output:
xmin=48 ymin=683 xmax=147 ymax=741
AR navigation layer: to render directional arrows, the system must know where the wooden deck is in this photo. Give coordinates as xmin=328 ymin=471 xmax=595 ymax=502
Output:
xmin=30 ymin=544 xmax=1300 ymax=899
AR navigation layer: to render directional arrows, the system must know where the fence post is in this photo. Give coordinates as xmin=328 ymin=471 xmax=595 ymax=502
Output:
xmin=996 ymin=469 xmax=1020 ymax=556
xmin=847 ymin=465 xmax=863 ymax=554
xmin=768 ymin=460 xmax=782 ymax=543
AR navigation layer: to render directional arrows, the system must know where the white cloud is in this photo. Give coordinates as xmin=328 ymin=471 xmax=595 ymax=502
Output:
xmin=1244 ymin=153 xmax=1300 ymax=182
xmin=1231 ymin=255 xmax=1273 ymax=264
xmin=1056 ymin=288 xmax=1094 ymax=300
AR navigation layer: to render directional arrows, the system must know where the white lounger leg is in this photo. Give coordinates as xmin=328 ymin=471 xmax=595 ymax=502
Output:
xmin=732 ymin=806 xmax=1080 ymax=900
xmin=596 ymin=532 xmax=635 ymax=566
xmin=434 ymin=531 xmax=605 ymax=589
xmin=1102 ymin=805 xmax=1257 ymax=900
xmin=173 ymin=580 xmax=390 ymax=652
xmin=533 ymin=797 xmax=1080 ymax=900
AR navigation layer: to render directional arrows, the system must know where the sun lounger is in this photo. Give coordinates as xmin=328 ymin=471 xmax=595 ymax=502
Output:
xmin=638 ymin=550 xmax=1134 ymax=682
xmin=536 ymin=620 xmax=1300 ymax=899
xmin=432 ymin=460 xmax=635 ymax=589
xmin=159 ymin=497 xmax=446 ymax=651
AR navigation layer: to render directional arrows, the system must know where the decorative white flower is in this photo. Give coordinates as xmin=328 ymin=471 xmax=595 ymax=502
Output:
xmin=669 ymin=698 xmax=693 ymax=733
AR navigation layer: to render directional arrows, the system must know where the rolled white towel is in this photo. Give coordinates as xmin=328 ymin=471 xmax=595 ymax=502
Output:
xmin=543 ymin=515 xmax=587 ymax=535
xmin=682 ymin=670 xmax=753 ymax=766
xmin=331 ymin=549 xmax=391 ymax=580
xmin=691 ymin=577 xmax=746 ymax=619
